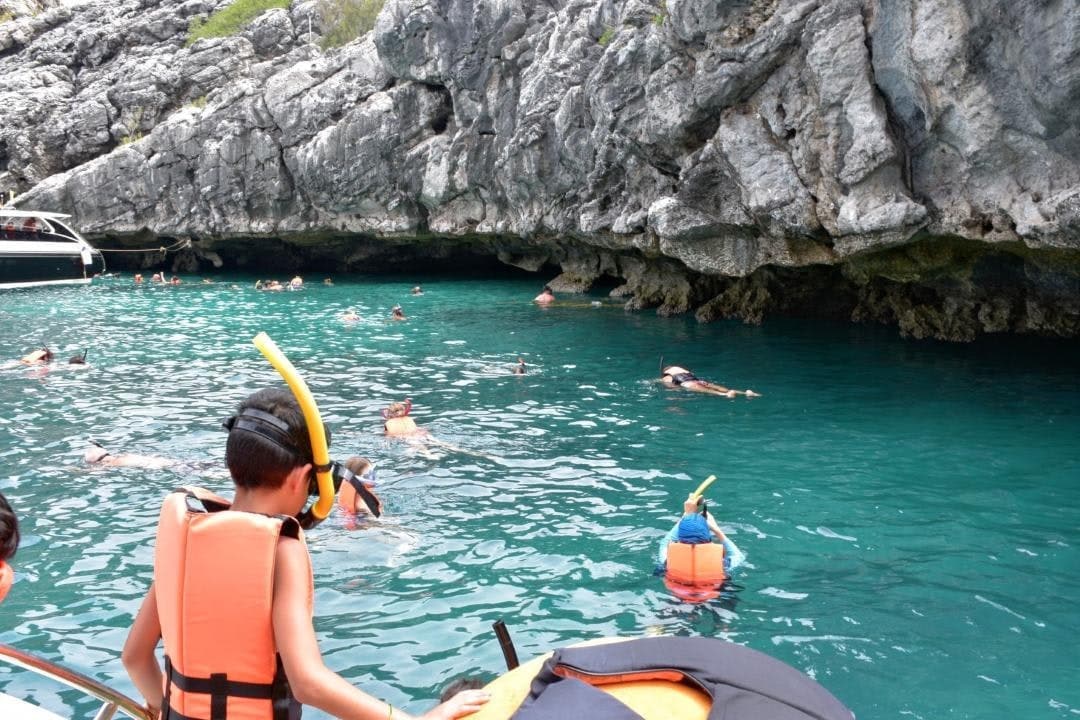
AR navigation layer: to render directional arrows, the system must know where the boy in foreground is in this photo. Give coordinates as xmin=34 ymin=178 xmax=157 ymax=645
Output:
xmin=122 ymin=387 xmax=488 ymax=719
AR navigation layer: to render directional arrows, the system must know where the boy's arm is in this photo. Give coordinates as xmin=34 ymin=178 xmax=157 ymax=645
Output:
xmin=273 ymin=538 xmax=489 ymax=720
xmin=121 ymin=584 xmax=164 ymax=716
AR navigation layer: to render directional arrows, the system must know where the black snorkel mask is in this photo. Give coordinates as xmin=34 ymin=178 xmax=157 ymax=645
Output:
xmin=223 ymin=408 xmax=338 ymax=529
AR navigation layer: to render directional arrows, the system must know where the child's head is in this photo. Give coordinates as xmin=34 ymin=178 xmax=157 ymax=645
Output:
xmin=440 ymin=677 xmax=485 ymax=703
xmin=344 ymin=456 xmax=373 ymax=479
xmin=225 ymin=388 xmax=328 ymax=490
xmin=0 ymin=491 xmax=18 ymax=563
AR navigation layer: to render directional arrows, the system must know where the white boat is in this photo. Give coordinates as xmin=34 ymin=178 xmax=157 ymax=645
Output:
xmin=0 ymin=209 xmax=105 ymax=290
xmin=0 ymin=643 xmax=151 ymax=720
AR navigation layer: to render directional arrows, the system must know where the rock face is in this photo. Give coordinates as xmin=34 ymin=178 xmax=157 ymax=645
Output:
xmin=1 ymin=0 xmax=1078 ymax=340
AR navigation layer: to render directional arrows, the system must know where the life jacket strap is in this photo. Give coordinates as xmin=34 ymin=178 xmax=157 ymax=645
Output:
xmin=164 ymin=655 xmax=296 ymax=720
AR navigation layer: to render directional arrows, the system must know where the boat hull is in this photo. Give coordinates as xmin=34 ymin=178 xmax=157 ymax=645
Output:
xmin=0 ymin=243 xmax=105 ymax=289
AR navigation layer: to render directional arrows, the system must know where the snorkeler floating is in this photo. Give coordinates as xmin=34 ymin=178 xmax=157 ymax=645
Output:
xmin=660 ymin=365 xmax=760 ymax=398
xmin=336 ymin=456 xmax=382 ymax=517
xmin=383 ymin=399 xmax=424 ymax=436
xmin=658 ymin=475 xmax=745 ymax=603
xmin=19 ymin=347 xmax=53 ymax=365
xmin=84 ymin=441 xmax=176 ymax=470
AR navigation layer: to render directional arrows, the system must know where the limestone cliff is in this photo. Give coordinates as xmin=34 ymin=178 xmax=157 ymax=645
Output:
xmin=1 ymin=0 xmax=1078 ymax=340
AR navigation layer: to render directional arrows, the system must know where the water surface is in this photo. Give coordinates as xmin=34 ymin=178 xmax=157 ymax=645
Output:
xmin=1 ymin=275 xmax=1077 ymax=719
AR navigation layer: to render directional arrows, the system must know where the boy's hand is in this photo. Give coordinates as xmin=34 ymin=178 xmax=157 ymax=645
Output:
xmin=420 ymin=689 xmax=490 ymax=719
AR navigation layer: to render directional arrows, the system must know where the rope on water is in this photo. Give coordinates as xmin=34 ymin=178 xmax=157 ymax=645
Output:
xmin=96 ymin=238 xmax=192 ymax=254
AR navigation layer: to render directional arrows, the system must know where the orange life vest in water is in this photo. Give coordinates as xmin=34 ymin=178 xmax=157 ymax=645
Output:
xmin=154 ymin=487 xmax=312 ymax=720
xmin=383 ymin=416 xmax=420 ymax=436
xmin=665 ymin=542 xmax=725 ymax=587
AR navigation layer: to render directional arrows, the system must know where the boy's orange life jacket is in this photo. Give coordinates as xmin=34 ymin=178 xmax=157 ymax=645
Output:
xmin=665 ymin=542 xmax=726 ymax=587
xmin=154 ymin=487 xmax=312 ymax=720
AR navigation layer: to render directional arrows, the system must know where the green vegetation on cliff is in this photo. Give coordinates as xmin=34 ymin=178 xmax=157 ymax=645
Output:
xmin=318 ymin=0 xmax=384 ymax=49
xmin=187 ymin=0 xmax=290 ymax=45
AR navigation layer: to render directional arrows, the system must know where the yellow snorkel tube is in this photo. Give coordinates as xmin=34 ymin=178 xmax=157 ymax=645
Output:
xmin=691 ymin=475 xmax=717 ymax=502
xmin=253 ymin=332 xmax=335 ymax=525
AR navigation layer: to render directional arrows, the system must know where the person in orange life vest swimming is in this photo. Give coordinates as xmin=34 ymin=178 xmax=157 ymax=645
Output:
xmin=660 ymin=493 xmax=746 ymax=573
xmin=336 ymin=456 xmax=382 ymax=518
xmin=383 ymin=399 xmax=425 ymax=437
xmin=121 ymin=388 xmax=488 ymax=720
xmin=0 ymin=491 xmax=19 ymax=604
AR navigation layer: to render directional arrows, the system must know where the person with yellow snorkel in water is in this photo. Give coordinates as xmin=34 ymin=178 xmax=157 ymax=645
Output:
xmin=658 ymin=476 xmax=746 ymax=576
xmin=122 ymin=335 xmax=488 ymax=720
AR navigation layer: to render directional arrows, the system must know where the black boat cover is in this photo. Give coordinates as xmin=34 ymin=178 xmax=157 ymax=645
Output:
xmin=510 ymin=637 xmax=853 ymax=720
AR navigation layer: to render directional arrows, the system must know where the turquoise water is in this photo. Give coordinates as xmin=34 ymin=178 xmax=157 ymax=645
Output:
xmin=1 ymin=275 xmax=1078 ymax=719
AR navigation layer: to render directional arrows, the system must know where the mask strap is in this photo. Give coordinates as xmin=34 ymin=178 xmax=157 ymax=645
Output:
xmin=223 ymin=408 xmax=307 ymax=459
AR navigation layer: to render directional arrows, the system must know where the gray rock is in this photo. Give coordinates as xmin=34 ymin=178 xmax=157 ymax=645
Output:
xmin=2 ymin=0 xmax=1078 ymax=340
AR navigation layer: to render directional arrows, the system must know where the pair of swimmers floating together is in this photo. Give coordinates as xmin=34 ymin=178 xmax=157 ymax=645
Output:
xmin=660 ymin=365 xmax=760 ymax=398
xmin=254 ymin=276 xmax=304 ymax=292
xmin=134 ymin=273 xmax=183 ymax=285
xmin=12 ymin=347 xmax=88 ymax=366
xmin=340 ymin=306 xmax=406 ymax=323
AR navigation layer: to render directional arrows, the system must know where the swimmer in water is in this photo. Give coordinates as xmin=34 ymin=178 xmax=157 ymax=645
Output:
xmin=341 ymin=308 xmax=360 ymax=323
xmin=84 ymin=442 xmax=176 ymax=470
xmin=336 ymin=456 xmax=381 ymax=517
xmin=383 ymin=400 xmax=424 ymax=437
xmin=390 ymin=305 xmax=406 ymax=321
xmin=660 ymin=365 xmax=760 ymax=398
xmin=411 ymin=285 xmax=423 ymax=295
xmin=68 ymin=350 xmax=88 ymax=365
xmin=533 ymin=285 xmax=555 ymax=304
xmin=513 ymin=357 xmax=526 ymax=375
xmin=19 ymin=347 xmax=53 ymax=365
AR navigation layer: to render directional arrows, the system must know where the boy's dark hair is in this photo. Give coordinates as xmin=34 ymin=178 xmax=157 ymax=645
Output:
xmin=226 ymin=388 xmax=318 ymax=490
xmin=0 ymin=491 xmax=19 ymax=563
xmin=440 ymin=677 xmax=485 ymax=703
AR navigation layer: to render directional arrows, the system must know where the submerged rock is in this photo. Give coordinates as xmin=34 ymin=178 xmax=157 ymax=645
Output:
xmin=1 ymin=0 xmax=1078 ymax=340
